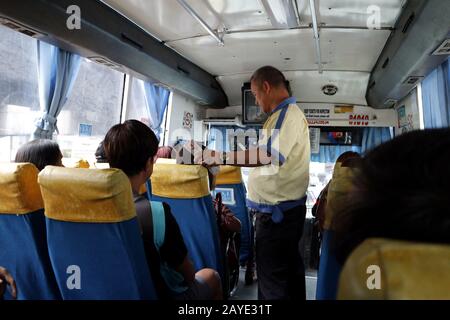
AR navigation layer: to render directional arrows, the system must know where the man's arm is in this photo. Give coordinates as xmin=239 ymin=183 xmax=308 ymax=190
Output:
xmin=198 ymin=147 xmax=273 ymax=167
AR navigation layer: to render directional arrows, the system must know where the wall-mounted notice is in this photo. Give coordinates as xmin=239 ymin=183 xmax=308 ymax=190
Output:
xmin=183 ymin=111 xmax=193 ymax=129
xmin=309 ymin=127 xmax=321 ymax=154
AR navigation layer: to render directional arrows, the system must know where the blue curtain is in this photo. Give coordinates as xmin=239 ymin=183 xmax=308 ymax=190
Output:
xmin=311 ymin=128 xmax=392 ymax=163
xmin=143 ymin=82 xmax=170 ymax=140
xmin=34 ymin=41 xmax=81 ymax=139
xmin=361 ymin=127 xmax=393 ymax=153
xmin=422 ymin=57 xmax=450 ymax=128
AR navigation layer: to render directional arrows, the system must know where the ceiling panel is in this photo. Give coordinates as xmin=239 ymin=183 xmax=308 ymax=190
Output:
xmin=102 ymin=0 xmax=273 ymax=42
xmin=167 ymin=28 xmax=390 ymax=76
xmin=297 ymin=0 xmax=405 ymax=28
xmin=217 ymin=71 xmax=370 ymax=106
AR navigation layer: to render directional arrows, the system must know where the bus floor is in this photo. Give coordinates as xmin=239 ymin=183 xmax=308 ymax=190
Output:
xmin=229 ymin=268 xmax=318 ymax=300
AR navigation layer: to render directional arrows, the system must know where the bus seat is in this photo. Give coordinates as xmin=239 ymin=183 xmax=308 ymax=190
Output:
xmin=0 ymin=163 xmax=60 ymax=300
xmin=38 ymin=166 xmax=157 ymax=300
xmin=316 ymin=163 xmax=357 ymax=300
xmin=151 ymin=163 xmax=223 ymax=277
xmin=214 ymin=166 xmax=252 ymax=266
xmin=337 ymin=239 xmax=450 ymax=300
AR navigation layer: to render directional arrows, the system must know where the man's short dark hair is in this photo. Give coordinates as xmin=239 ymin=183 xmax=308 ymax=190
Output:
xmin=251 ymin=66 xmax=288 ymax=91
xmin=103 ymin=120 xmax=159 ymax=176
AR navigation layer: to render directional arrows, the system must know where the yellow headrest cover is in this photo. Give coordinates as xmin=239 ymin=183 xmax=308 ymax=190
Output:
xmin=38 ymin=166 xmax=135 ymax=223
xmin=0 ymin=163 xmax=44 ymax=214
xmin=216 ymin=166 xmax=242 ymax=185
xmin=338 ymin=238 xmax=450 ymax=300
xmin=151 ymin=164 xmax=210 ymax=199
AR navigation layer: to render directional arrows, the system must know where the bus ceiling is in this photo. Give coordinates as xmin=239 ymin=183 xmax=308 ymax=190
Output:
xmin=0 ymin=1 xmax=449 ymax=109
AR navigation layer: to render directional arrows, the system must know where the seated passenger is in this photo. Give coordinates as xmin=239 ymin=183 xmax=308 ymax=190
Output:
xmin=156 ymin=146 xmax=173 ymax=160
xmin=15 ymin=139 xmax=63 ymax=171
xmin=103 ymin=120 xmax=222 ymax=300
xmin=173 ymin=141 xmax=241 ymax=233
xmin=94 ymin=141 xmax=107 ymax=163
xmin=0 ymin=266 xmax=17 ymax=300
xmin=333 ymin=129 xmax=450 ymax=265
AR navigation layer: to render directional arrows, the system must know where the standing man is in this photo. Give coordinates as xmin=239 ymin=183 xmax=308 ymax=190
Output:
xmin=197 ymin=66 xmax=310 ymax=300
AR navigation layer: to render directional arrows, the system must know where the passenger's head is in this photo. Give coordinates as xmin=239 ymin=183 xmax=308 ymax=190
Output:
xmin=250 ymin=66 xmax=290 ymax=113
xmin=15 ymin=139 xmax=63 ymax=171
xmin=334 ymin=129 xmax=450 ymax=264
xmin=335 ymin=151 xmax=361 ymax=165
xmin=103 ymin=120 xmax=159 ymax=179
xmin=156 ymin=146 xmax=173 ymax=160
xmin=95 ymin=141 xmax=108 ymax=163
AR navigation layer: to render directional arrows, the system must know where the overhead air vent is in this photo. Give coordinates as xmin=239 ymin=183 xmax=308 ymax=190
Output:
xmin=403 ymin=76 xmax=423 ymax=85
xmin=432 ymin=39 xmax=450 ymax=56
xmin=383 ymin=99 xmax=398 ymax=108
xmin=322 ymin=85 xmax=338 ymax=96
xmin=0 ymin=17 xmax=45 ymax=38
xmin=88 ymin=56 xmax=122 ymax=71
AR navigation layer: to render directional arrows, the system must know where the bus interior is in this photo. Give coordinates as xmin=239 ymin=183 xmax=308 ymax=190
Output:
xmin=0 ymin=0 xmax=449 ymax=301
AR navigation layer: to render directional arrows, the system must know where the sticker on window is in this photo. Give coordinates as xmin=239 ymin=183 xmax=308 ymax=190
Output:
xmin=212 ymin=188 xmax=236 ymax=206
xmin=79 ymin=124 xmax=92 ymax=137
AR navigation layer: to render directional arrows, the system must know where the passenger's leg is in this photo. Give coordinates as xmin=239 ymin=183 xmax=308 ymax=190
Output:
xmin=196 ymin=268 xmax=223 ymax=300
xmin=255 ymin=205 xmax=306 ymax=300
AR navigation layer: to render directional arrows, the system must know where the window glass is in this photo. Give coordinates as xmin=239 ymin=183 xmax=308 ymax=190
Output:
xmin=0 ymin=25 xmax=40 ymax=161
xmin=126 ymin=77 xmax=170 ymax=146
xmin=56 ymin=58 xmax=124 ymax=166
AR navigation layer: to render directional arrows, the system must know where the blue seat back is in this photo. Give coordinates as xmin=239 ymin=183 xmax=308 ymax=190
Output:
xmin=38 ymin=166 xmax=157 ymax=300
xmin=0 ymin=163 xmax=60 ymax=300
xmin=151 ymin=164 xmax=223 ymax=277
xmin=316 ymin=230 xmax=341 ymax=300
xmin=213 ymin=166 xmax=252 ymax=265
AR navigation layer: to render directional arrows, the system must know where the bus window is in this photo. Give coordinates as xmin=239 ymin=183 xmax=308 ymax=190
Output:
xmin=0 ymin=24 xmax=40 ymax=161
xmin=56 ymin=57 xmax=125 ymax=167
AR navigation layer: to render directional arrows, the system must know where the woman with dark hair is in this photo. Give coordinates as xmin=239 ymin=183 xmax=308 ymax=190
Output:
xmin=15 ymin=139 xmax=63 ymax=171
xmin=334 ymin=129 xmax=450 ymax=265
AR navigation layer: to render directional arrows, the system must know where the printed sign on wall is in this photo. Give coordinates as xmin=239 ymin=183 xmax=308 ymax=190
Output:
xmin=309 ymin=128 xmax=321 ymax=154
xmin=183 ymin=111 xmax=193 ymax=129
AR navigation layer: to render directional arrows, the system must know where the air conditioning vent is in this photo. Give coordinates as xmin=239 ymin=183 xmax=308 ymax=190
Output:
xmin=383 ymin=99 xmax=398 ymax=108
xmin=0 ymin=17 xmax=45 ymax=38
xmin=432 ymin=39 xmax=450 ymax=56
xmin=88 ymin=56 xmax=122 ymax=71
xmin=403 ymin=76 xmax=423 ymax=85
xmin=322 ymin=85 xmax=338 ymax=96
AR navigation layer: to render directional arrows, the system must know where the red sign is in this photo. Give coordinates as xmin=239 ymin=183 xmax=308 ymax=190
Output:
xmin=308 ymin=120 xmax=330 ymax=125
xmin=349 ymin=114 xmax=370 ymax=126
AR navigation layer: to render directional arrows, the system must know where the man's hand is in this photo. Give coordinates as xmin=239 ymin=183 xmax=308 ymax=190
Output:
xmin=0 ymin=267 xmax=17 ymax=299
xmin=194 ymin=146 xmax=222 ymax=167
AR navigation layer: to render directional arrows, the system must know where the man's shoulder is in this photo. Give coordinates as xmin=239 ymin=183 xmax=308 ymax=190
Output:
xmin=287 ymin=103 xmax=306 ymax=119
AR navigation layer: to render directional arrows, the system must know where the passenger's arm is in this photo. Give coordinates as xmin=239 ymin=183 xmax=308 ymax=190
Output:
xmin=175 ymin=256 xmax=196 ymax=284
xmin=0 ymin=267 xmax=17 ymax=300
xmin=196 ymin=147 xmax=273 ymax=168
